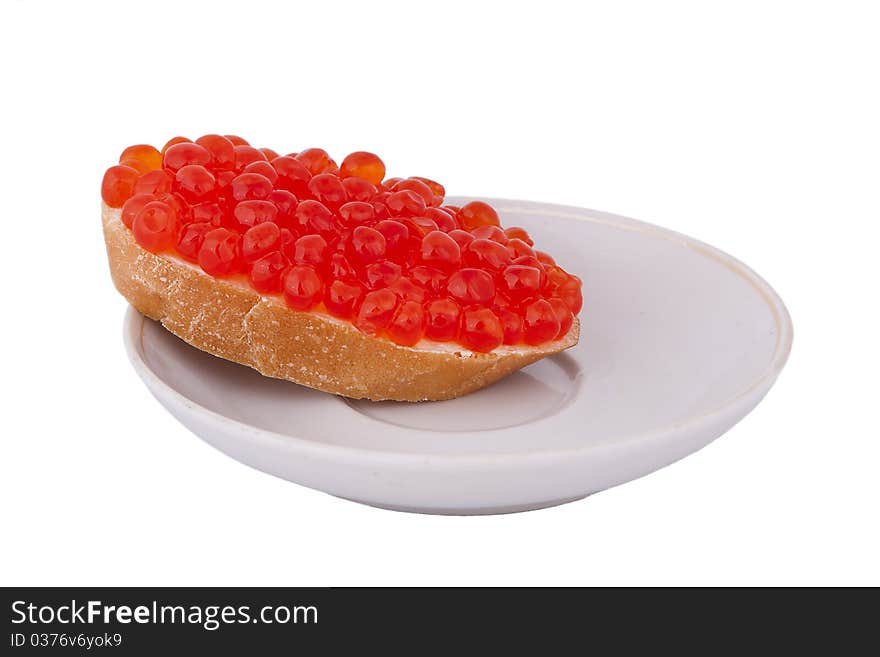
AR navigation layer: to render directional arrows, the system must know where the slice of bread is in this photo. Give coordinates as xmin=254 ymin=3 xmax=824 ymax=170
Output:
xmin=102 ymin=204 xmax=579 ymax=401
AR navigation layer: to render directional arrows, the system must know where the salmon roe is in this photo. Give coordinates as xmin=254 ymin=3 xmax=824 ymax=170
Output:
xmin=102 ymin=137 xmax=582 ymax=352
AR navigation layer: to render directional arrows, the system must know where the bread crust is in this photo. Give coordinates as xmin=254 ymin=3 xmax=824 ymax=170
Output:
xmin=102 ymin=204 xmax=579 ymax=401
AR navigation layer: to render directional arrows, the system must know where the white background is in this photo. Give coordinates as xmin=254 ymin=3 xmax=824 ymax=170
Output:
xmin=1 ymin=0 xmax=877 ymax=586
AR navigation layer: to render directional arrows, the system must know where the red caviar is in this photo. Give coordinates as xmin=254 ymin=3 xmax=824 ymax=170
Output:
xmin=132 ymin=201 xmax=178 ymax=253
xmin=177 ymin=222 xmax=215 ymax=262
xmin=101 ymin=165 xmax=139 ymax=207
xmin=195 ymin=135 xmax=235 ymax=170
xmin=103 ymin=137 xmax=582 ymax=352
xmin=458 ymin=201 xmax=500 ymax=230
xmin=325 ymin=279 xmax=364 ymax=319
xmin=296 ymin=148 xmax=338 ymax=175
xmin=425 ymin=298 xmax=461 ymax=341
xmin=120 ymin=193 xmax=154 ymax=229
xmin=387 ymin=300 xmax=424 ymax=346
xmin=283 ymin=265 xmax=323 ymax=310
xmin=460 ymin=308 xmax=504 ymax=352
xmin=134 ymin=169 xmax=173 ymax=196
xmin=232 ymin=145 xmax=268 ymax=172
xmin=120 ymin=144 xmax=162 ymax=172
xmin=198 ymin=228 xmax=241 ymax=276
xmin=340 ymin=151 xmax=386 ymax=185
xmin=249 ymin=252 xmax=287 ymax=294
xmin=242 ymin=222 xmax=281 ymax=263
xmin=163 ymin=142 xmax=211 ymax=171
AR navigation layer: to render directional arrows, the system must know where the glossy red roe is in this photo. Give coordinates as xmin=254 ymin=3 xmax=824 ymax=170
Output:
xmin=132 ymin=201 xmax=178 ymax=253
xmin=504 ymin=226 xmax=533 ymax=245
xmin=296 ymin=200 xmax=336 ymax=234
xmin=249 ymin=251 xmax=288 ymax=294
xmin=120 ymin=159 xmax=150 ymax=175
xmin=412 ymin=176 xmax=446 ymax=199
xmin=119 ymin=157 xmax=150 ymax=174
xmin=283 ymin=265 xmax=323 ymax=310
xmin=134 ymin=169 xmax=173 ymax=196
xmin=296 ymin=148 xmax=338 ymax=175
xmin=120 ymin=144 xmax=162 ymax=172
xmin=339 ymin=201 xmax=375 ymax=225
xmin=523 ymin=299 xmax=560 ymax=345
xmin=424 ymin=298 xmax=461 ymax=341
xmin=420 ymin=231 xmax=461 ymax=270
xmin=511 ymin=255 xmax=548 ymax=287
xmin=536 ymin=250 xmax=556 ymax=266
xmin=268 ymin=190 xmax=298 ymax=226
xmin=174 ymin=165 xmax=215 ymax=203
xmin=463 ymin=238 xmax=511 ymax=271
xmin=195 ymin=134 xmax=235 ymax=170
xmin=387 ymin=190 xmax=426 ymax=217
xmin=371 ymin=200 xmax=391 ymax=221
xmin=507 ymin=238 xmax=535 ymax=259
xmin=101 ymin=165 xmax=139 ymax=207
xmin=447 ymin=229 xmax=475 ymax=250
xmin=387 ymin=300 xmax=424 ymax=346
xmin=363 ymin=260 xmax=402 ymax=289
xmin=355 ymin=288 xmax=398 ymax=334
xmin=447 ymin=268 xmax=495 ymax=305
xmin=403 ymin=216 xmax=438 ymax=239
xmin=161 ymin=137 xmax=191 ymax=154
xmin=230 ymin=173 xmax=273 ymax=201
xmin=198 ymin=228 xmax=242 ymax=276
xmin=351 ymin=226 xmax=386 ymax=263
xmin=163 ymin=142 xmax=211 ymax=171
xmin=374 ymin=220 xmax=409 ymax=257
xmin=108 ymin=138 xmax=582 ymax=350
xmin=557 ymin=274 xmax=583 ymax=314
xmin=545 ymin=265 xmax=568 ymax=290
xmin=324 ymin=279 xmax=364 ymax=319
xmin=410 ymin=266 xmax=446 ymax=296
xmin=498 ymin=307 xmax=524 ymax=344
xmin=388 ymin=277 xmax=426 ymax=303
xmin=548 ymin=298 xmax=574 ymax=338
xmin=233 ymin=145 xmax=268 ymax=172
xmin=501 ymin=265 xmax=542 ymax=300
xmin=328 ymin=253 xmax=355 ymax=279
xmin=198 ymin=228 xmax=241 ymax=276
xmin=460 ymin=308 xmax=503 ymax=352
xmin=471 ymin=225 xmax=508 ymax=244
xmin=341 ymin=176 xmax=378 ymax=202
xmin=176 ymin=222 xmax=215 ymax=261
xmin=459 ymin=201 xmax=500 ymax=230
xmin=544 ymin=267 xmax=581 ymax=311
xmin=234 ymin=200 xmax=278 ymax=228
xmin=292 ymin=234 xmax=327 ymax=266
xmin=159 ymin=192 xmax=191 ymax=225
xmin=308 ymin=173 xmax=347 ymax=207
xmin=215 ymin=170 xmax=237 ymax=192
xmin=271 ymin=157 xmax=312 ymax=196
xmin=242 ymin=222 xmax=281 ymax=263
xmin=425 ymin=207 xmax=458 ymax=232
xmin=121 ymin=193 xmax=154 ymax=228
xmin=340 ymin=152 xmax=386 ymax=185
xmin=393 ymin=178 xmax=436 ymax=207
xmin=243 ymin=160 xmax=279 ymax=184
xmin=192 ymin=201 xmax=224 ymax=226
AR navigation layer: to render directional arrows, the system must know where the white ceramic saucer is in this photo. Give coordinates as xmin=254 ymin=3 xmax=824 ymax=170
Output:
xmin=123 ymin=198 xmax=793 ymax=515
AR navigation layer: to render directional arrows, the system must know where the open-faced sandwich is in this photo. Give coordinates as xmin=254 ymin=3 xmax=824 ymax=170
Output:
xmin=101 ymin=136 xmax=581 ymax=401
